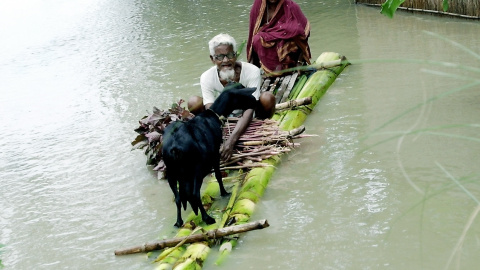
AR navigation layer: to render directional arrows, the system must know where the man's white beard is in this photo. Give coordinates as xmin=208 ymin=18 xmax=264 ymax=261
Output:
xmin=219 ymin=69 xmax=235 ymax=81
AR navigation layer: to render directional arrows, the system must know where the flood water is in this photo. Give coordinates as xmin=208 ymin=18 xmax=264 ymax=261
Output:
xmin=1 ymin=0 xmax=479 ymax=269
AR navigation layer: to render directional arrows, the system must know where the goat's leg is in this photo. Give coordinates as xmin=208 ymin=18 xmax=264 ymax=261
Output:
xmin=168 ymin=178 xmax=183 ymax=227
xmin=173 ymin=195 xmax=183 ymax=228
xmin=197 ymin=196 xmax=216 ymax=225
xmin=214 ymin=163 xmax=229 ymax=197
xmin=192 ymin=175 xmax=216 ymax=225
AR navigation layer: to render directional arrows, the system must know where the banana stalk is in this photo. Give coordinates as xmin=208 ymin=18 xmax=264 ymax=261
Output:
xmin=173 ymin=242 xmax=210 ymax=270
xmin=215 ymin=156 xmax=280 ymax=265
xmin=279 ymin=52 xmax=349 ymax=131
xmin=289 ymin=73 xmax=309 ymax=100
xmin=155 ymin=246 xmax=187 ymax=270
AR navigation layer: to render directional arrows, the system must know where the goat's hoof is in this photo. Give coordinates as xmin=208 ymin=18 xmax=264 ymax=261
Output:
xmin=204 ymin=216 xmax=216 ymax=225
xmin=174 ymin=220 xmax=183 ymax=228
xmin=220 ymin=191 xmax=230 ymax=197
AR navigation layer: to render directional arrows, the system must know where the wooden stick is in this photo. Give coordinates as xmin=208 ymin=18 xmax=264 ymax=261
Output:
xmin=287 ymin=125 xmax=306 ymax=137
xmin=221 ymin=163 xmax=274 ymax=170
xmin=280 ymin=72 xmax=299 ymax=103
xmin=265 ymin=59 xmax=345 ymax=77
xmin=276 ymin=97 xmax=312 ymax=110
xmin=114 ymin=219 xmax=270 ymax=255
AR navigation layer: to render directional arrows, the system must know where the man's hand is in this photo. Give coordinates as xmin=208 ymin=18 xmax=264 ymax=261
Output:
xmin=220 ymin=109 xmax=254 ymax=161
xmin=221 ymin=138 xmax=235 ymax=161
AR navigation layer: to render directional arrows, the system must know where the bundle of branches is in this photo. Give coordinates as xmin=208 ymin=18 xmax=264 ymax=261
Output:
xmin=220 ymin=118 xmax=312 ymax=170
xmin=132 ymin=101 xmax=313 ymax=179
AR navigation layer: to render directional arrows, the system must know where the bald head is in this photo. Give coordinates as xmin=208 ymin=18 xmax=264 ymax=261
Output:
xmin=188 ymin=96 xmax=205 ymax=115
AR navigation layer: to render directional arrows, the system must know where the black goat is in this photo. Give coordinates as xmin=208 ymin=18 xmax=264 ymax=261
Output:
xmin=162 ymin=86 xmax=258 ymax=227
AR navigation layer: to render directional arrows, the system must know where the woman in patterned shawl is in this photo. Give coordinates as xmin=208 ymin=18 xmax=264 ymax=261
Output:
xmin=247 ymin=0 xmax=311 ymax=76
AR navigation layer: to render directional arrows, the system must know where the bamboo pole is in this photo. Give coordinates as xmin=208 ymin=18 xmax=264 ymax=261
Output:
xmin=114 ymin=219 xmax=269 ymax=255
xmin=275 ymin=97 xmax=312 ymax=111
xmin=218 ymin=182 xmax=240 ymax=229
xmin=264 ymin=58 xmax=346 ymax=77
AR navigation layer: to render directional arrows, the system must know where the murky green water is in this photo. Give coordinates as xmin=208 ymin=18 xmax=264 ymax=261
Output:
xmin=1 ymin=0 xmax=479 ymax=269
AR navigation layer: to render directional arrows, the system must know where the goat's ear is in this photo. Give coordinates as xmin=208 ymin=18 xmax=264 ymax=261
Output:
xmin=224 ymin=82 xmax=244 ymax=91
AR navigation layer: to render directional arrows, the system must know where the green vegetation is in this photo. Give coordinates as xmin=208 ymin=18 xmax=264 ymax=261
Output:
xmin=360 ymin=31 xmax=479 ymax=268
xmin=381 ymin=0 xmax=449 ymax=18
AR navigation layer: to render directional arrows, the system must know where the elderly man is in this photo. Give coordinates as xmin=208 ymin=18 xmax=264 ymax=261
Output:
xmin=188 ymin=33 xmax=275 ymax=161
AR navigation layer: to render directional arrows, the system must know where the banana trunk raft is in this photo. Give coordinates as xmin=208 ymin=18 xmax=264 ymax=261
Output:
xmin=121 ymin=52 xmax=349 ymax=269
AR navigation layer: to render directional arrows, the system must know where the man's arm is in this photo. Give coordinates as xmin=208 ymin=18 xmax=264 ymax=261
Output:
xmin=200 ymin=67 xmax=218 ymax=105
xmin=221 ymin=108 xmax=254 ymax=161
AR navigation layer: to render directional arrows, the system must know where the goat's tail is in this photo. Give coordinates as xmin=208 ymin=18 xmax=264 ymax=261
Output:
xmin=176 ymin=172 xmax=199 ymax=214
xmin=188 ymin=196 xmax=199 ymax=215
xmin=186 ymin=177 xmax=201 ymax=216
xmin=181 ymin=198 xmax=188 ymax=211
xmin=169 ymin=147 xmax=188 ymax=212
xmin=178 ymin=181 xmax=189 ymax=211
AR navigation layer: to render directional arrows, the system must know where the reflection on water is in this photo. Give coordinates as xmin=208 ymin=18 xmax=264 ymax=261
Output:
xmin=1 ymin=0 xmax=479 ymax=269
